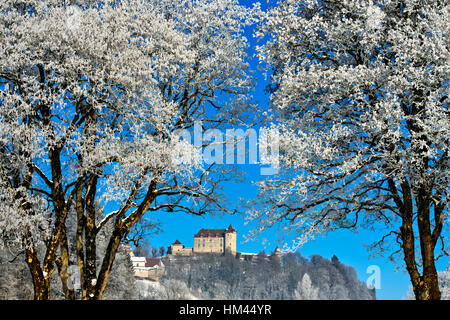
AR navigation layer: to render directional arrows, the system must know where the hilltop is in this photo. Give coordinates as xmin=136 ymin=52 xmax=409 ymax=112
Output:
xmin=135 ymin=252 xmax=377 ymax=300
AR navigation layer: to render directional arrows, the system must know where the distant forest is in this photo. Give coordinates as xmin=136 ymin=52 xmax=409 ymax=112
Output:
xmin=137 ymin=252 xmax=377 ymax=300
xmin=2 ymin=245 xmax=450 ymax=300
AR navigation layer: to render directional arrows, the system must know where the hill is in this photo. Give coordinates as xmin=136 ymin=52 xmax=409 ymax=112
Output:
xmin=136 ymin=252 xmax=376 ymax=300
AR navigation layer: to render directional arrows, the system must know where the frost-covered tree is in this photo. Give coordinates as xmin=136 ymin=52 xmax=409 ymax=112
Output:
xmin=251 ymin=0 xmax=449 ymax=300
xmin=294 ymin=273 xmax=319 ymax=300
xmin=161 ymin=279 xmax=192 ymax=300
xmin=0 ymin=249 xmax=34 ymax=299
xmin=101 ymin=245 xmax=136 ymax=300
xmin=438 ymin=266 xmax=450 ymax=300
xmin=0 ymin=217 xmax=138 ymax=300
xmin=0 ymin=0 xmax=259 ymax=299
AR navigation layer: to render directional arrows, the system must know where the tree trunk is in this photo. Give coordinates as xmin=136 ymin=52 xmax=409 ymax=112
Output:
xmin=32 ymin=279 xmax=51 ymax=300
xmin=413 ymin=193 xmax=441 ymax=300
xmin=75 ymin=181 xmax=87 ymax=299
xmin=55 ymin=227 xmax=75 ymax=300
xmin=25 ymin=247 xmax=51 ymax=300
xmin=401 ymin=220 xmax=441 ymax=300
xmin=399 ymin=183 xmax=441 ymax=300
xmin=84 ymin=175 xmax=99 ymax=299
xmin=91 ymin=227 xmax=124 ymax=300
xmin=412 ymin=271 xmax=441 ymax=300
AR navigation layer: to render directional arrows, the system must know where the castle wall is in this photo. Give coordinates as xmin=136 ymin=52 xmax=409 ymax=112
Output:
xmin=224 ymin=231 xmax=237 ymax=255
xmin=170 ymin=244 xmax=183 ymax=255
xmin=170 ymin=226 xmax=237 ymax=256
xmin=134 ymin=267 xmax=164 ymax=281
xmin=193 ymin=236 xmax=224 ymax=253
xmin=182 ymin=248 xmax=193 ymax=255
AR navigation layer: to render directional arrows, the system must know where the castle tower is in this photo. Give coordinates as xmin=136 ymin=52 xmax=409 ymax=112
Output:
xmin=169 ymin=240 xmax=184 ymax=255
xmin=224 ymin=224 xmax=237 ymax=256
xmin=271 ymin=247 xmax=282 ymax=266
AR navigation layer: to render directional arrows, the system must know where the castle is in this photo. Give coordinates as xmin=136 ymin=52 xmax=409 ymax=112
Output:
xmin=168 ymin=224 xmax=237 ymax=256
xmin=127 ymin=225 xmax=282 ymax=281
xmin=167 ymin=224 xmax=282 ymax=264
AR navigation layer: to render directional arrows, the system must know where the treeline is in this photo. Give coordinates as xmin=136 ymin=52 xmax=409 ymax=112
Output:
xmin=137 ymin=252 xmax=377 ymax=300
xmin=133 ymin=245 xmax=166 ymax=258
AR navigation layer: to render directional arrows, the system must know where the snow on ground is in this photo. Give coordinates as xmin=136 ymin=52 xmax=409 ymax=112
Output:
xmin=135 ymin=278 xmax=199 ymax=300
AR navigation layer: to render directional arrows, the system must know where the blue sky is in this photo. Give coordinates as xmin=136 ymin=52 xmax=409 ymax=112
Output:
xmin=146 ymin=163 xmax=449 ymax=300
xmin=139 ymin=0 xmax=449 ymax=300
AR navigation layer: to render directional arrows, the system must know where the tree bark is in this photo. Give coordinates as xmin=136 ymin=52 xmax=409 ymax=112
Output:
xmin=399 ymin=182 xmax=441 ymax=300
xmin=55 ymin=227 xmax=75 ymax=300
xmin=413 ymin=191 xmax=441 ymax=300
xmin=25 ymin=246 xmax=50 ymax=300
xmin=84 ymin=174 xmax=99 ymax=299
xmin=91 ymin=226 xmax=124 ymax=300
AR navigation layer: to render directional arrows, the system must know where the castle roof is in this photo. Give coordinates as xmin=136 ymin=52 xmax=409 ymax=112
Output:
xmin=145 ymin=258 xmax=163 ymax=268
xmin=194 ymin=228 xmax=226 ymax=238
xmin=194 ymin=225 xmax=236 ymax=238
xmin=171 ymin=240 xmax=182 ymax=245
